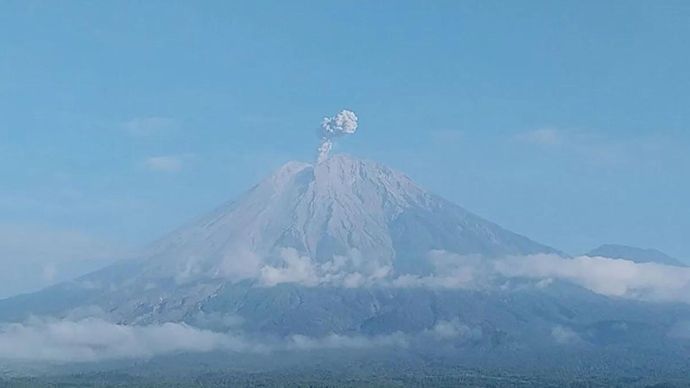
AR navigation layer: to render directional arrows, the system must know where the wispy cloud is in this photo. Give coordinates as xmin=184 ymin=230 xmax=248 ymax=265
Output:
xmin=144 ymin=155 xmax=186 ymax=173
xmin=210 ymin=247 xmax=690 ymax=305
xmin=514 ymin=128 xmax=670 ymax=167
xmin=425 ymin=319 xmax=482 ymax=341
xmin=495 ymin=254 xmax=690 ymax=303
xmin=0 ymin=318 xmax=407 ymax=363
xmin=389 ymin=251 xmax=690 ymax=304
xmin=256 ymin=248 xmax=391 ymax=288
xmin=516 ymin=128 xmax=563 ymax=146
xmin=123 ymin=117 xmax=178 ymax=137
xmin=0 ymin=318 xmax=264 ymax=362
xmin=551 ymin=325 xmax=581 ymax=345
xmin=287 ymin=332 xmax=407 ymax=351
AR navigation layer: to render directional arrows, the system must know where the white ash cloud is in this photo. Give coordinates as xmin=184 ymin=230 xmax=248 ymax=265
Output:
xmin=317 ymin=110 xmax=358 ymax=163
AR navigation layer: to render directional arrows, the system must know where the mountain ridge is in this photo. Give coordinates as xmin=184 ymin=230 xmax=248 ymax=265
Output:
xmin=586 ymin=244 xmax=685 ymax=266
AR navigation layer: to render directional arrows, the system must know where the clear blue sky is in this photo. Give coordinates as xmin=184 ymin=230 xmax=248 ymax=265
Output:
xmin=1 ymin=1 xmax=689 ymax=295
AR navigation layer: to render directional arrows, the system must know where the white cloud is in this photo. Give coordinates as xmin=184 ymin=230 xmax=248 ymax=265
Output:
xmin=177 ymin=246 xmax=690 ymax=306
xmin=0 ymin=318 xmax=265 ymax=362
xmin=388 ymin=251 xmax=495 ymax=290
xmin=551 ymin=325 xmax=580 ymax=345
xmin=214 ymin=249 xmax=263 ymax=281
xmin=287 ymin=332 xmax=407 ymax=351
xmin=0 ymin=318 xmax=407 ymax=363
xmin=259 ymin=248 xmax=321 ymax=287
xmin=378 ymin=250 xmax=690 ymax=305
xmin=425 ymin=319 xmax=481 ymax=341
xmin=495 ymin=254 xmax=690 ymax=304
xmin=144 ymin=155 xmax=185 ymax=173
xmin=123 ymin=117 xmax=177 ymax=137
xmin=257 ymin=248 xmax=391 ymax=288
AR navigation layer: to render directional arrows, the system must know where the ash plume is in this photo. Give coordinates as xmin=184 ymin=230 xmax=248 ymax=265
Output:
xmin=317 ymin=110 xmax=358 ymax=163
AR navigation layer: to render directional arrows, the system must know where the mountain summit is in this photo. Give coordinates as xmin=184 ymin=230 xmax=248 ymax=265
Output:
xmin=139 ymin=154 xmax=556 ymax=280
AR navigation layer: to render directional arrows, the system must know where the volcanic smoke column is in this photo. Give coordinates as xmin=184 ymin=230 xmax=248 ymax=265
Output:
xmin=317 ymin=110 xmax=358 ymax=163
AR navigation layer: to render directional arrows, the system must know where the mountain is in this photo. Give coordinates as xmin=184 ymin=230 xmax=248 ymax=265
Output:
xmin=2 ymin=154 xmax=690 ymax=378
xmin=0 ymin=154 xmax=555 ymax=321
xmin=587 ymin=244 xmax=685 ymax=266
xmin=137 ymin=153 xmax=558 ymax=279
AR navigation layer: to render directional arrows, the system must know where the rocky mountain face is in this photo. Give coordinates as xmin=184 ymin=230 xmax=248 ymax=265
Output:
xmin=135 ymin=154 xmax=557 ymax=280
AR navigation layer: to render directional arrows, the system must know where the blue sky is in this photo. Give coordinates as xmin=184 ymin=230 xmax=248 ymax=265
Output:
xmin=1 ymin=0 xmax=689 ymax=296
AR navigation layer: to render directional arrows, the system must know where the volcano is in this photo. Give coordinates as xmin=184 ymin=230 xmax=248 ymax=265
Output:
xmin=138 ymin=154 xmax=557 ymax=281
xmin=0 ymin=154 xmax=558 ymax=323
xmin=2 ymin=154 xmax=690 ymax=377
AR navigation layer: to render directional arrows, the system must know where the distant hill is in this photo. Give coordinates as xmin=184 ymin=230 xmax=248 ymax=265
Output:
xmin=587 ymin=244 xmax=685 ymax=266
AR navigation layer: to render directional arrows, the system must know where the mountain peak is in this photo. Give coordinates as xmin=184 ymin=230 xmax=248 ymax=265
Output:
xmin=315 ymin=153 xmax=404 ymax=180
xmin=138 ymin=154 xmax=557 ymax=281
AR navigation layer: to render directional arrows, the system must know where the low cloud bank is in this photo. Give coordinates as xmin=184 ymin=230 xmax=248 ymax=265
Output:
xmin=398 ymin=252 xmax=690 ymax=304
xmin=495 ymin=254 xmax=690 ymax=304
xmin=0 ymin=318 xmax=260 ymax=362
xmin=214 ymin=248 xmax=690 ymax=305
xmin=0 ymin=318 xmax=408 ymax=363
xmin=288 ymin=332 xmax=407 ymax=351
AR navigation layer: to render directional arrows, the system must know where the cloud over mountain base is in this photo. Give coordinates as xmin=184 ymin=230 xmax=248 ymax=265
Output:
xmin=0 ymin=318 xmax=411 ymax=363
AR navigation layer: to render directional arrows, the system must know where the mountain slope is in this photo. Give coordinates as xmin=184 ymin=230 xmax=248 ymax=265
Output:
xmin=137 ymin=154 xmax=557 ymax=280
xmin=0 ymin=154 xmax=557 ymax=322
